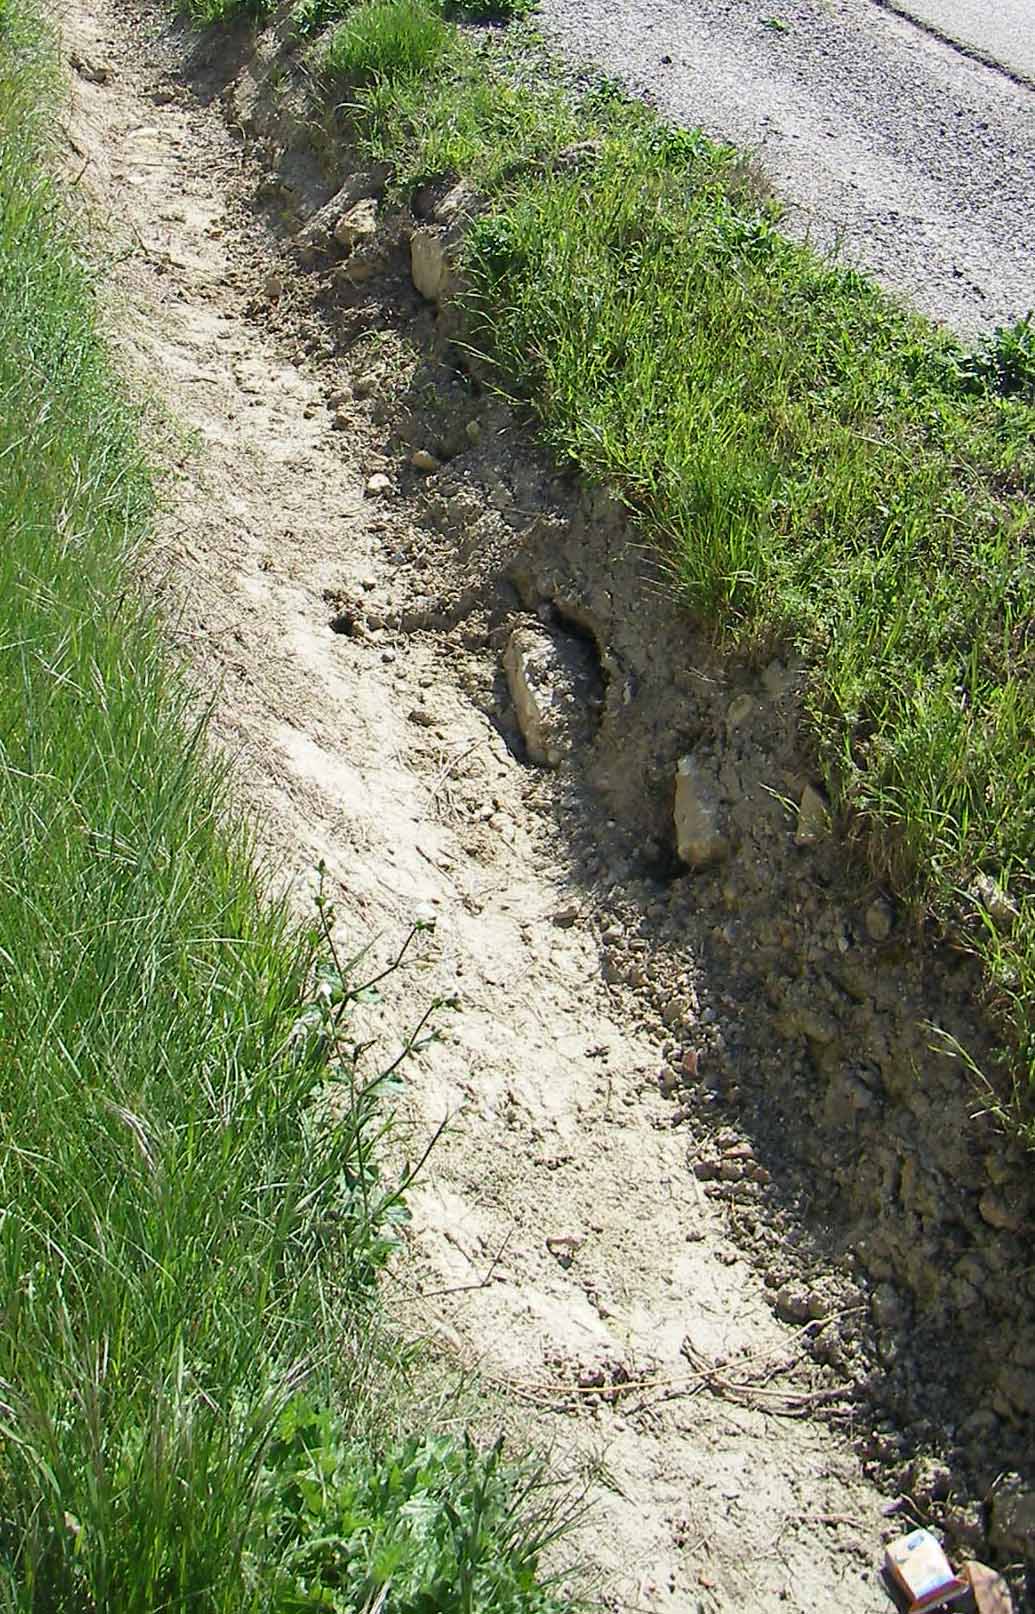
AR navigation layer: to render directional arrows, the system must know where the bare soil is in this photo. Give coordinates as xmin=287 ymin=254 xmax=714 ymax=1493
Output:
xmin=58 ymin=1 xmax=1030 ymax=1608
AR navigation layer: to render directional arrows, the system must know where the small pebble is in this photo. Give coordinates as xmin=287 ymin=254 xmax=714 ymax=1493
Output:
xmin=865 ymin=899 xmax=893 ymax=942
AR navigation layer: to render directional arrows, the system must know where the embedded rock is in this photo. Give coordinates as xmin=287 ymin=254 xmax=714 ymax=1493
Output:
xmin=333 ymin=197 xmax=378 ymax=250
xmin=294 ymin=166 xmax=391 ymax=259
xmin=988 ymin=1474 xmax=1035 ymax=1560
xmin=673 ymin=755 xmax=727 ymax=869
xmin=795 ymin=783 xmax=830 ymax=846
xmin=411 ymin=227 xmax=458 ymax=304
xmin=504 ymin=624 xmax=599 ymax=768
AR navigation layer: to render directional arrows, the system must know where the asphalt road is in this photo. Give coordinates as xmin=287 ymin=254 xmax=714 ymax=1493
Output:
xmin=537 ymin=0 xmax=1035 ymax=335
xmin=889 ymin=0 xmax=1035 ymax=83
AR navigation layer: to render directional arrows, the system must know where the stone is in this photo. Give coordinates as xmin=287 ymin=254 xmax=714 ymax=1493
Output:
xmin=988 ymin=1474 xmax=1035 ymax=1560
xmin=503 ymin=623 xmax=599 ymax=768
xmin=971 ymin=872 xmax=1019 ymax=933
xmin=960 ymin=1407 xmax=1000 ymax=1443
xmin=662 ymin=995 xmax=688 ymax=1026
xmin=942 ymin=1501 xmax=986 ymax=1555
xmin=294 ymin=165 xmax=391 ymax=258
xmin=795 ymin=784 xmax=830 ymax=846
xmin=909 ymin=1456 xmax=953 ymax=1505
xmin=871 ymin=1281 xmax=906 ymax=1331
xmin=338 ymin=252 xmax=379 ymax=286
xmin=673 ymin=755 xmax=728 ymax=869
xmin=978 ymin=1187 xmax=1026 ymax=1232
xmin=333 ymin=197 xmax=378 ymax=251
xmin=353 ymin=372 xmax=378 ymax=398
xmin=823 ymin=1070 xmax=877 ymax=1130
xmin=774 ymin=1282 xmax=811 ymax=1323
xmin=550 ymin=139 xmax=603 ymax=174
xmin=725 ymin=693 xmax=754 ymax=729
xmin=432 ymin=179 xmax=483 ymax=226
xmin=865 ymin=899 xmax=894 ymax=941
xmin=411 ymin=228 xmax=455 ymax=303
xmin=70 ymin=50 xmax=112 ymax=84
xmin=364 ymin=473 xmax=391 ymax=497
xmin=410 ymin=448 xmax=441 ymax=472
xmin=993 ymin=1365 xmax=1035 ymax=1417
xmin=965 ymin=1560 xmax=1014 ymax=1614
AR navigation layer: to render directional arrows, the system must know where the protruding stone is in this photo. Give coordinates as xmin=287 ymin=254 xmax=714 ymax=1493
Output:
xmin=989 ymin=1474 xmax=1035 ymax=1560
xmin=364 ymin=473 xmax=391 ymax=497
xmin=725 ymin=693 xmax=754 ymax=729
xmin=432 ymin=179 xmax=482 ymax=226
xmin=909 ymin=1456 xmax=953 ymax=1505
xmin=971 ymin=871 xmax=1019 ymax=933
xmin=795 ymin=784 xmax=830 ymax=846
xmin=294 ymin=165 xmax=391 ymax=259
xmin=411 ymin=228 xmax=455 ymax=303
xmin=410 ymin=448 xmax=441 ymax=472
xmin=865 ymin=899 xmax=893 ymax=941
xmin=978 ymin=1186 xmax=1026 ymax=1232
xmin=871 ymin=1281 xmax=906 ymax=1331
xmin=774 ymin=1282 xmax=811 ymax=1323
xmin=504 ymin=624 xmax=600 ymax=768
xmin=673 ymin=755 xmax=727 ymax=869
xmin=763 ymin=658 xmax=797 ymax=698
xmin=333 ymin=197 xmax=378 ymax=250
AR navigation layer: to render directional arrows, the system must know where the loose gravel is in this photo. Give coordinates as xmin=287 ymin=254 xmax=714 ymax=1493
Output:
xmin=536 ymin=0 xmax=1035 ymax=336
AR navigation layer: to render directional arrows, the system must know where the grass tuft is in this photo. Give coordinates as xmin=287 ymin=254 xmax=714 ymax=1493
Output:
xmin=324 ymin=0 xmax=453 ymax=80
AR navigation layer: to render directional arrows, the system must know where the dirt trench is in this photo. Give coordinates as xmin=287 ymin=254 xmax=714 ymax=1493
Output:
xmin=60 ymin=0 xmax=1034 ymax=1607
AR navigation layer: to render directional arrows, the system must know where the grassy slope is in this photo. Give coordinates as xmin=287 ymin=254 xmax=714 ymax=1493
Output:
xmin=298 ymin=1 xmax=1035 ymax=1111
xmin=0 ymin=3 xmax=567 ymax=1608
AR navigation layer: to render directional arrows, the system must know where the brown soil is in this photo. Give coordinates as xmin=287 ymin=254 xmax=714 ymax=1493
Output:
xmin=58 ymin=0 xmax=1032 ymax=1608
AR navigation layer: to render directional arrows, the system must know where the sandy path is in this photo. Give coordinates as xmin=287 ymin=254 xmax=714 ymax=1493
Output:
xmin=60 ymin=2 xmax=894 ymax=1607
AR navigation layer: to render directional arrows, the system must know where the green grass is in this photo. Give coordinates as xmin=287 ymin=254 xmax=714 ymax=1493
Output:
xmin=316 ymin=0 xmax=535 ymax=75
xmin=328 ymin=24 xmax=587 ymax=184
xmin=0 ymin=2 xmax=571 ymax=1606
xmin=311 ymin=9 xmax=1035 ymax=1111
xmin=323 ymin=0 xmax=452 ymax=81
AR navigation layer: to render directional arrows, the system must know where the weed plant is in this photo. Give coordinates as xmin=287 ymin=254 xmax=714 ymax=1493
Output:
xmin=0 ymin=3 xmax=571 ymax=1606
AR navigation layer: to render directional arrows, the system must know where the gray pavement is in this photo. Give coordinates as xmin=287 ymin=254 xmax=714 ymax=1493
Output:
xmin=537 ymin=0 xmax=1035 ymax=335
xmin=887 ymin=0 xmax=1035 ymax=83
